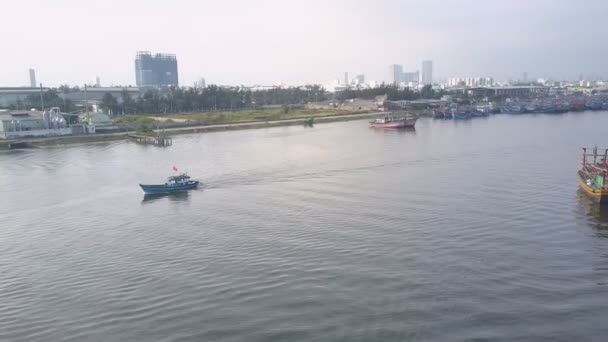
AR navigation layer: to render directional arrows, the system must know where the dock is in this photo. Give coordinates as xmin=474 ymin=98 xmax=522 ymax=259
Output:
xmin=129 ymin=134 xmax=172 ymax=146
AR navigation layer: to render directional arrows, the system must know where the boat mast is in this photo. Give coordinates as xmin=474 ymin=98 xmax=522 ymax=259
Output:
xmin=582 ymin=148 xmax=587 ymax=167
xmin=593 ymin=146 xmax=598 ymax=164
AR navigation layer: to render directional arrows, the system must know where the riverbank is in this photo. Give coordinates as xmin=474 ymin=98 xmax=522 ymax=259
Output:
xmin=0 ymin=111 xmax=381 ymax=149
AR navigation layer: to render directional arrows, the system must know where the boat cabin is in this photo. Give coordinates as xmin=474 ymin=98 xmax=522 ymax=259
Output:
xmin=166 ymin=174 xmax=192 ymax=185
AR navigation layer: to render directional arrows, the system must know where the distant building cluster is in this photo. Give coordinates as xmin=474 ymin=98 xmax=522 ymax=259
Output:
xmin=446 ymin=77 xmax=494 ymax=87
xmin=135 ymin=51 xmax=179 ymax=88
xmin=389 ymin=60 xmax=433 ymax=87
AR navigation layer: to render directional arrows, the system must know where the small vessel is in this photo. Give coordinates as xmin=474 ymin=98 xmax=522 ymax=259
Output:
xmin=448 ymin=108 xmax=471 ymax=120
xmin=473 ymin=104 xmax=491 ymax=116
xmin=140 ymin=173 xmax=199 ymax=194
xmin=524 ymin=103 xmax=538 ymax=113
xmin=501 ymin=104 xmax=525 ymax=114
xmin=433 ymin=109 xmax=446 ymax=119
xmin=569 ymin=100 xmax=586 ymax=112
xmin=578 ymin=147 xmax=608 ymax=204
xmin=587 ymin=101 xmax=603 ymax=111
xmin=370 ymin=114 xmax=417 ymax=128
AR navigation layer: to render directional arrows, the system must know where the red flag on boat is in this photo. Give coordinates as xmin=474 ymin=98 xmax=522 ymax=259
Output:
xmin=172 ymin=166 xmax=178 ymax=172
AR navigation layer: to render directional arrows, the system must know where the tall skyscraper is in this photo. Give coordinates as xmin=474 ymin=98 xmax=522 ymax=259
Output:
xmin=389 ymin=64 xmax=403 ymax=84
xmin=421 ymin=60 xmax=433 ymax=85
xmin=135 ymin=51 xmax=179 ymax=88
xmin=29 ymin=68 xmax=36 ymax=88
xmin=344 ymin=72 xmax=349 ymax=85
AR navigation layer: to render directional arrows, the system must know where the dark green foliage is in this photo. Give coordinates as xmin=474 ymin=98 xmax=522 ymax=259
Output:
xmin=101 ymin=93 xmax=119 ymax=115
xmin=22 ymin=89 xmax=76 ymax=112
xmin=115 ymin=85 xmax=327 ymax=115
xmin=335 ymin=84 xmax=442 ymax=101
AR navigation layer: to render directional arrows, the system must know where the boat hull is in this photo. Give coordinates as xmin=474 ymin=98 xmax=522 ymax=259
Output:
xmin=139 ymin=181 xmax=199 ymax=194
xmin=578 ymin=173 xmax=608 ymax=203
xmin=450 ymin=113 xmax=471 ymax=120
xmin=370 ymin=121 xmax=416 ymax=128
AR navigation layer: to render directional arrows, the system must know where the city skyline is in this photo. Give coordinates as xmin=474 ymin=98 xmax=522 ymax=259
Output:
xmin=1 ymin=0 xmax=607 ymax=87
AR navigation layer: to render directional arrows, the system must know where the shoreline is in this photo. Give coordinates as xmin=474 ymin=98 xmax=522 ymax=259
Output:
xmin=0 ymin=112 xmax=381 ymax=149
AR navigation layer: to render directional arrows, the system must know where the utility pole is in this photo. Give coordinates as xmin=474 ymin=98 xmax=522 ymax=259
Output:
xmin=39 ymin=83 xmax=44 ymax=111
xmin=85 ymin=84 xmax=90 ymax=125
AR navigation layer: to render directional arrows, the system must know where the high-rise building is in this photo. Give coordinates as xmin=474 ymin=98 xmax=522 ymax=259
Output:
xmin=95 ymin=76 xmax=101 ymax=87
xmin=421 ymin=60 xmax=433 ymax=85
xmin=389 ymin=64 xmax=403 ymax=84
xmin=344 ymin=72 xmax=349 ymax=86
xmin=402 ymin=71 xmax=419 ymax=83
xmin=135 ymin=51 xmax=179 ymax=88
xmin=29 ymin=69 xmax=36 ymax=88
xmin=355 ymin=74 xmax=365 ymax=84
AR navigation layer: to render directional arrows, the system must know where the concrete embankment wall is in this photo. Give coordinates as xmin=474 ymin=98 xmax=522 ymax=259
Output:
xmin=1 ymin=112 xmax=380 ymax=149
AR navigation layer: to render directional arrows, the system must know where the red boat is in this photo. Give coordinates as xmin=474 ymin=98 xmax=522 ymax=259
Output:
xmin=370 ymin=115 xmax=417 ymax=128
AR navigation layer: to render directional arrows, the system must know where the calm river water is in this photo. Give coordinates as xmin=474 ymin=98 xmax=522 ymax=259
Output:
xmin=2 ymin=112 xmax=608 ymax=341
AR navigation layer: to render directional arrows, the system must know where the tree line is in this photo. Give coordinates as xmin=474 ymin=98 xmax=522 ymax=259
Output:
xmin=101 ymin=85 xmax=328 ymax=115
xmin=8 ymin=84 xmax=445 ymax=116
xmin=9 ymin=89 xmax=77 ymax=113
xmin=336 ymin=84 xmax=443 ymax=101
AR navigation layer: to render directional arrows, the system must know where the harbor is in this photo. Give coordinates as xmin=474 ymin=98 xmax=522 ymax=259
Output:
xmin=2 ymin=111 xmax=608 ymax=341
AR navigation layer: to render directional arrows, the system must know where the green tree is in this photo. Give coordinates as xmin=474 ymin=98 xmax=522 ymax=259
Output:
xmin=420 ymin=84 xmax=433 ymax=99
xmin=101 ymin=92 xmax=118 ymax=115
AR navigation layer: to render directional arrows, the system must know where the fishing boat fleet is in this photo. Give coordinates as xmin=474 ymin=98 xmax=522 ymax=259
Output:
xmin=432 ymin=105 xmax=490 ymax=120
xmin=432 ymin=95 xmax=608 ymax=119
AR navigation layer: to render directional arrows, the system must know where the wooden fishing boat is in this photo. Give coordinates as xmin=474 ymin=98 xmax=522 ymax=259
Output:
xmin=579 ymin=147 xmax=608 ymax=203
xmin=370 ymin=113 xmax=417 ymax=128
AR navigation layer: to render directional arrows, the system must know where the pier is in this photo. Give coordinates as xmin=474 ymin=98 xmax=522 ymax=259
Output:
xmin=129 ymin=134 xmax=172 ymax=146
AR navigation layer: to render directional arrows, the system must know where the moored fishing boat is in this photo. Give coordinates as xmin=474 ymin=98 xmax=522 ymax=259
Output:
xmin=501 ymin=104 xmax=525 ymax=114
xmin=140 ymin=173 xmax=200 ymax=194
xmin=569 ymin=100 xmax=586 ymax=112
xmin=370 ymin=113 xmax=417 ymax=128
xmin=433 ymin=109 xmax=447 ymax=119
xmin=587 ymin=101 xmax=603 ymax=110
xmin=579 ymin=147 xmax=608 ymax=204
xmin=448 ymin=109 xmax=471 ymax=120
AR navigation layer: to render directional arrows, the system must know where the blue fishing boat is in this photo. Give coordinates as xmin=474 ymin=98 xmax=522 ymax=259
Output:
xmin=587 ymin=102 xmax=603 ymax=110
xmin=501 ymin=105 xmax=525 ymax=114
xmin=448 ymin=108 xmax=471 ymax=120
xmin=139 ymin=173 xmax=199 ymax=194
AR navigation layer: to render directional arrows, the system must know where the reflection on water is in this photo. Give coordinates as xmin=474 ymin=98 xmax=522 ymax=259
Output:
xmin=142 ymin=191 xmax=191 ymax=204
xmin=577 ymin=190 xmax=608 ymax=237
xmin=369 ymin=127 xmax=416 ymax=135
xmin=4 ymin=115 xmax=608 ymax=341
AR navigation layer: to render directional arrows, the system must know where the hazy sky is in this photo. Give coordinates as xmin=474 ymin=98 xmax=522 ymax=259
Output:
xmin=2 ymin=0 xmax=607 ymax=87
